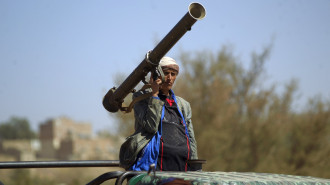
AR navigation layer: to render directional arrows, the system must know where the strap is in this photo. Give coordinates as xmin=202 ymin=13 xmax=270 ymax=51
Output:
xmin=125 ymin=84 xmax=153 ymax=113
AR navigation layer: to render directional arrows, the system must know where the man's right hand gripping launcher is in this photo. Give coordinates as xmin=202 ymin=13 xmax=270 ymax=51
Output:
xmin=145 ymin=50 xmax=165 ymax=84
xmin=103 ymin=3 xmax=206 ymax=113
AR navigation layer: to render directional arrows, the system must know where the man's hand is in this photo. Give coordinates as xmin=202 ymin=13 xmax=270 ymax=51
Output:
xmin=149 ymin=76 xmax=162 ymax=97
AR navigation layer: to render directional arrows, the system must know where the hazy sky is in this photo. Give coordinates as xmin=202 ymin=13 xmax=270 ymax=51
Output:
xmin=1 ymin=0 xmax=330 ymax=134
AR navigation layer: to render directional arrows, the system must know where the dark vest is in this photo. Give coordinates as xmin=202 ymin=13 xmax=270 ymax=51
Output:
xmin=157 ymin=92 xmax=192 ymax=171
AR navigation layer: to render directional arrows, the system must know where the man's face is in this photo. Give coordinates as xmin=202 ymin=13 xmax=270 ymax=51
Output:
xmin=160 ymin=68 xmax=178 ymax=92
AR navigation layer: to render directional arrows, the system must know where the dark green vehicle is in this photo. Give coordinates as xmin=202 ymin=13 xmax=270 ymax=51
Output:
xmin=124 ymin=171 xmax=330 ymax=185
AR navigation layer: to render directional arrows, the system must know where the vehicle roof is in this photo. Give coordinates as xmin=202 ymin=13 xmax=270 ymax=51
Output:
xmin=129 ymin=171 xmax=330 ymax=185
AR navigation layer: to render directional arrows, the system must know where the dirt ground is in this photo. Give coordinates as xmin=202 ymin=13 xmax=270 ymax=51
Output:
xmin=0 ymin=167 xmax=124 ymax=185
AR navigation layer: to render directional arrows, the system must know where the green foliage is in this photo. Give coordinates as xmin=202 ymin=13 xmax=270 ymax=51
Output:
xmin=0 ymin=117 xmax=37 ymax=140
xmin=113 ymin=45 xmax=330 ymax=178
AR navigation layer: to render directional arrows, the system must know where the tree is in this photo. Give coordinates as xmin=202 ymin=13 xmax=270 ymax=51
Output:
xmin=0 ymin=117 xmax=37 ymax=140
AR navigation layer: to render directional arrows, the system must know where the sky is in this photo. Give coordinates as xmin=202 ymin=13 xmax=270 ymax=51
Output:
xmin=1 ymin=0 xmax=330 ymax=134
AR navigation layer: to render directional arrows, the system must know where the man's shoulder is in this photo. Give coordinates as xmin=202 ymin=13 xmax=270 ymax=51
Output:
xmin=176 ymin=96 xmax=187 ymax=102
xmin=175 ymin=96 xmax=190 ymax=108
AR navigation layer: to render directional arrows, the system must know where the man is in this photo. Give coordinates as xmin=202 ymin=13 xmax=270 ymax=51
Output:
xmin=126 ymin=56 xmax=198 ymax=171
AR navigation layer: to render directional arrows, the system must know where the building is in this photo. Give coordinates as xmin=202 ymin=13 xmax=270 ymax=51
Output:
xmin=38 ymin=116 xmax=117 ymax=160
xmin=0 ymin=139 xmax=39 ymax=161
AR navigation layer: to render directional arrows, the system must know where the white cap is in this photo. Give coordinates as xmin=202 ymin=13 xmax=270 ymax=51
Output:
xmin=159 ymin=56 xmax=179 ymax=73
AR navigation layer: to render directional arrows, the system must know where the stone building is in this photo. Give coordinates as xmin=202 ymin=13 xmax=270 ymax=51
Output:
xmin=0 ymin=139 xmax=39 ymax=161
xmin=38 ymin=117 xmax=116 ymax=160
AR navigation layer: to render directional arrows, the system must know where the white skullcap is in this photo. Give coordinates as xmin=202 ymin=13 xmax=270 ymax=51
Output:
xmin=159 ymin=56 xmax=179 ymax=73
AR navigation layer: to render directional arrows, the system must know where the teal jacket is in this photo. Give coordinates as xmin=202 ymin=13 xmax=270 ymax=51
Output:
xmin=119 ymin=88 xmax=198 ymax=170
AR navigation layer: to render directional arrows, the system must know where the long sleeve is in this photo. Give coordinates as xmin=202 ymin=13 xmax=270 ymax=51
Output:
xmin=133 ymin=90 xmax=164 ymax=134
xmin=185 ymin=102 xmax=198 ymax=159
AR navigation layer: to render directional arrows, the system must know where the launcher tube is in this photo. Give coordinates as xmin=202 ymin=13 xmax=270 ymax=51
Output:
xmin=104 ymin=3 xmax=206 ymax=112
